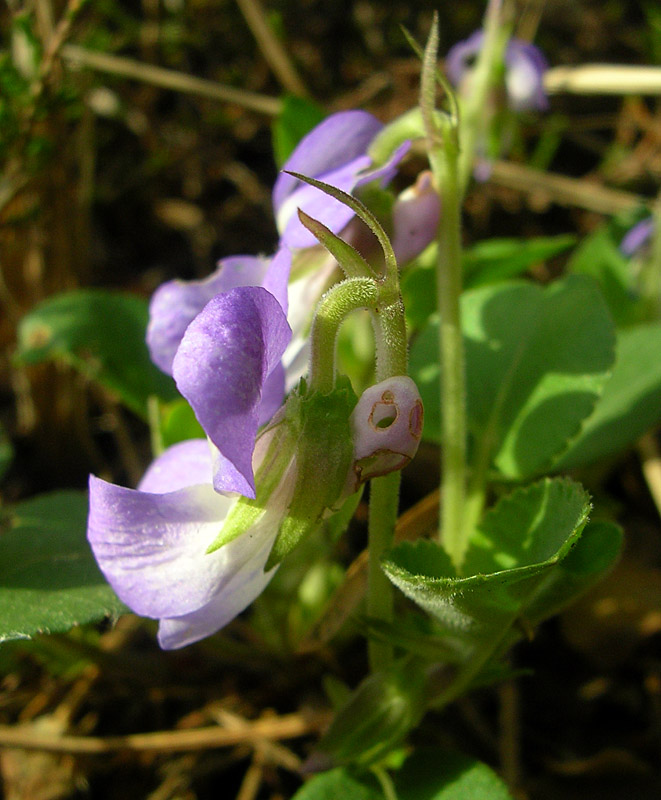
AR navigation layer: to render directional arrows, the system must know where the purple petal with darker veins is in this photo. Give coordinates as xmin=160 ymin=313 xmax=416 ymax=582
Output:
xmin=88 ymin=475 xmax=238 ymax=618
xmin=273 ymin=110 xmax=383 ymax=213
xmin=172 ymin=286 xmax=291 ymax=499
xmin=147 ymin=256 xmax=272 ymax=374
xmin=138 ymin=439 xmax=212 ymax=494
xmin=157 ymin=532 xmax=277 ymax=649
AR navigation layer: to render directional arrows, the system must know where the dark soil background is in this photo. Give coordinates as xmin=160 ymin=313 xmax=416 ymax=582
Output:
xmin=0 ymin=0 xmax=660 ymax=798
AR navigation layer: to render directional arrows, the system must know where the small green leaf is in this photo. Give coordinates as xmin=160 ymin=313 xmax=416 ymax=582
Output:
xmin=272 ymin=95 xmax=326 ymax=167
xmin=395 ymin=748 xmax=513 ymax=800
xmin=0 ymin=491 xmax=126 ymax=643
xmin=291 ymin=767 xmax=381 ymax=800
xmin=525 ymin=520 xmax=622 ymax=625
xmin=410 ymin=275 xmax=616 ymax=480
xmin=555 ymin=322 xmax=661 ymax=469
xmin=16 ymin=290 xmax=178 ymax=418
xmin=463 ymin=234 xmax=576 ymax=287
xmin=383 ymin=479 xmax=592 ymax=656
xmin=402 ymin=235 xmax=576 ymax=332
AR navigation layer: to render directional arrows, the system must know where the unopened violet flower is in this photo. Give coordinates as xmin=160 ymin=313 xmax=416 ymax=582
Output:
xmin=446 ymin=30 xmax=549 ymax=112
xmin=621 ymin=217 xmax=654 ymax=257
xmin=347 ymin=376 xmax=424 ymax=491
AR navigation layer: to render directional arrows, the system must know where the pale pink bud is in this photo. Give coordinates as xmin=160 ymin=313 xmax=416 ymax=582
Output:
xmin=391 ymin=171 xmax=441 ymax=265
xmin=349 ymin=376 xmax=424 ymax=489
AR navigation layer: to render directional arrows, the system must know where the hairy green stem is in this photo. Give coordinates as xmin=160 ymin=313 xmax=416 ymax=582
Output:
xmin=436 ymin=147 xmax=468 ymax=568
xmin=308 ymin=278 xmax=378 ymax=393
xmin=367 ymin=470 xmax=401 ymax=671
xmin=420 ymin=18 xmax=469 ymax=568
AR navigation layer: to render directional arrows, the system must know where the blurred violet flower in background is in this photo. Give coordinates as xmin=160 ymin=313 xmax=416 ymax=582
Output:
xmin=446 ymin=30 xmax=549 ymax=112
xmin=620 ymin=217 xmax=654 ymax=256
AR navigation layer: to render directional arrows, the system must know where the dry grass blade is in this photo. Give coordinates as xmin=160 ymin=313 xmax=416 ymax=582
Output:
xmin=0 ymin=711 xmax=330 ymax=755
xmin=545 ymin=65 xmax=661 ymax=96
xmin=489 ymin=160 xmax=647 ymax=215
xmin=61 ymin=45 xmax=282 ymax=116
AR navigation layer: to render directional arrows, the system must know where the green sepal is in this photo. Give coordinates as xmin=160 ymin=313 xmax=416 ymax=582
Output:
xmin=206 ymin=415 xmax=295 ymax=554
xmin=265 ymin=378 xmax=358 ymax=569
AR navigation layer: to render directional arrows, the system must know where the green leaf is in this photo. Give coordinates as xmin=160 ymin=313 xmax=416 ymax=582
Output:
xmin=291 ymin=768 xmax=381 ymax=800
xmin=463 ymin=234 xmax=576 ymax=288
xmin=272 ymin=95 xmax=326 ymax=167
xmin=410 ymin=275 xmax=616 ymax=480
xmin=555 ymin=322 xmax=661 ymax=469
xmin=402 ymin=235 xmax=576 ymax=331
xmin=395 ymin=748 xmax=514 ymax=800
xmin=16 ymin=289 xmax=178 ymax=419
xmin=525 ymin=520 xmax=622 ymax=625
xmin=0 ymin=491 xmax=126 ymax=643
xmin=383 ymin=479 xmax=592 ymax=657
xmin=567 ymin=212 xmax=648 ymax=326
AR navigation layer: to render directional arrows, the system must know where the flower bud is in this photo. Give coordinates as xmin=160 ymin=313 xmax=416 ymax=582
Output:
xmin=349 ymin=376 xmax=423 ymax=490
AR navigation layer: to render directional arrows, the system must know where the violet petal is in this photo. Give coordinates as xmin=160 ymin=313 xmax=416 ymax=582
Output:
xmin=621 ymin=218 xmax=654 ymax=256
xmin=138 ymin=439 xmax=212 ymax=494
xmin=273 ymin=110 xmax=383 ymax=213
xmin=172 ymin=286 xmax=291 ymax=498
xmin=88 ymin=475 xmax=239 ymax=618
xmin=147 ymin=255 xmax=273 ymax=375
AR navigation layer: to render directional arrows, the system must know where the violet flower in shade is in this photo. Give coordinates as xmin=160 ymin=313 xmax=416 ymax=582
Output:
xmin=621 ymin=217 xmax=654 ymax=257
xmin=446 ymin=31 xmax=549 ymax=112
xmin=146 ymin=250 xmax=292 ymax=498
xmin=273 ymin=109 xmax=411 ymax=250
xmin=88 ymin=436 xmax=292 ymax=650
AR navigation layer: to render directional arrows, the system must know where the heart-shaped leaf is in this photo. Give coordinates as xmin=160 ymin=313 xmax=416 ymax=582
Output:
xmin=382 ymin=479 xmax=593 ymax=657
xmin=0 ymin=491 xmax=126 ymax=642
xmin=16 ymin=290 xmax=178 ymax=419
xmin=555 ymin=322 xmax=661 ymax=469
xmin=411 ymin=276 xmax=615 ymax=480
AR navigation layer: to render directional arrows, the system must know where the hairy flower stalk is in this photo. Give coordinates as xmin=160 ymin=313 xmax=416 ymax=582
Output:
xmin=292 ymin=173 xmax=420 ymax=670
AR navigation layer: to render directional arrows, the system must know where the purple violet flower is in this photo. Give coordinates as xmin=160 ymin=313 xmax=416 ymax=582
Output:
xmin=273 ymin=110 xmax=411 ymax=249
xmin=146 ymin=249 xmax=293 ymax=498
xmin=88 ymin=435 xmax=293 ymax=649
xmin=446 ymin=30 xmax=549 ymax=112
xmin=620 ymin=217 xmax=654 ymax=257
